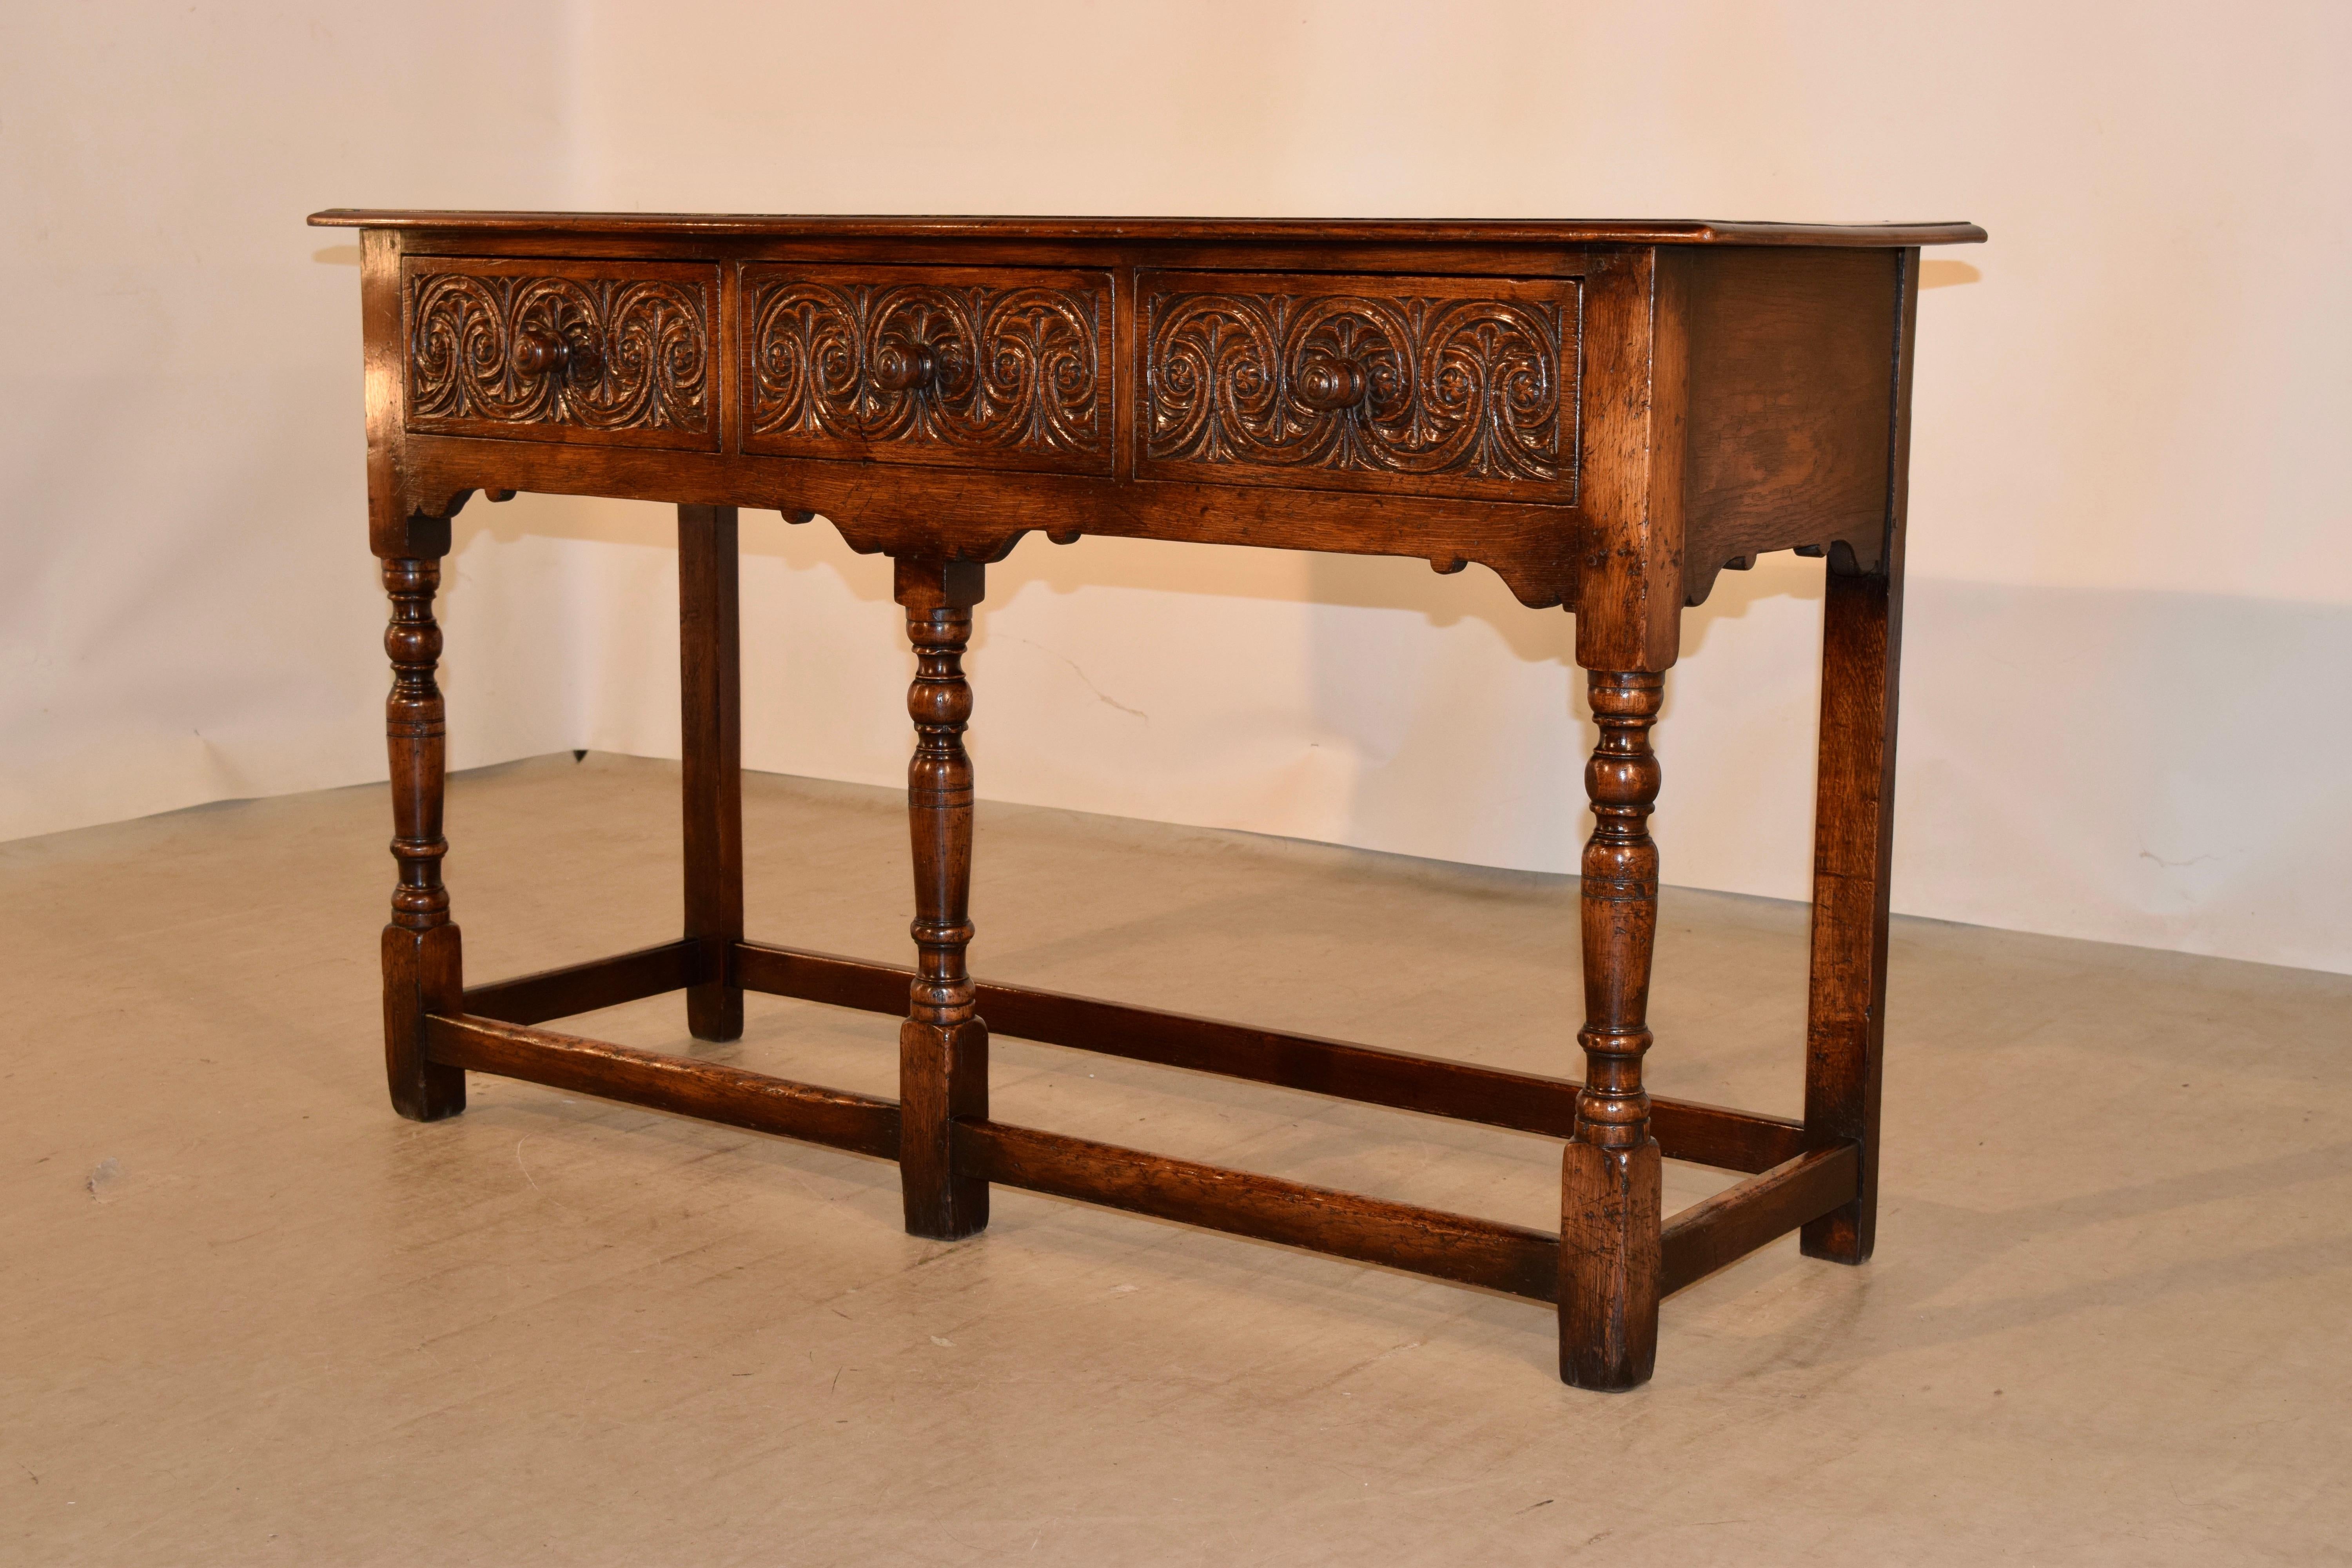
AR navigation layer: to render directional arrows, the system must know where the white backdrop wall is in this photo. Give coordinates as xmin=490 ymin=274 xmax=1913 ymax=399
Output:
xmin=5 ymin=1 xmax=2348 ymax=974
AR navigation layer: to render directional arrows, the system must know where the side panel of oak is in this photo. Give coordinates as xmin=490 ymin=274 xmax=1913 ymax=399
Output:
xmin=1678 ymin=247 xmax=1904 ymax=608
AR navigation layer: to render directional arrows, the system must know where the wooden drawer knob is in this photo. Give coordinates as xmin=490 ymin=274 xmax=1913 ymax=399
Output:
xmin=871 ymin=339 xmax=940 ymax=393
xmin=513 ymin=330 xmax=599 ymax=381
xmin=1296 ymin=354 xmax=1368 ymax=411
xmin=512 ymin=330 xmax=569 ymax=376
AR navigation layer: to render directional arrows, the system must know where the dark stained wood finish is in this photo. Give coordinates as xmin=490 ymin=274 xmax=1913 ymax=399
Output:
xmin=1561 ymin=670 xmax=1666 ymax=1390
xmin=1659 ymin=1143 xmax=1859 ymax=1296
xmin=955 ymin=1119 xmax=1560 ymax=1303
xmin=1656 ymin=1142 xmax=1853 ymax=1298
xmin=362 ymin=230 xmax=457 ymax=562
xmin=895 ymin=558 xmax=990 ymax=1241
xmin=679 ymin=503 xmax=744 ymax=1042
xmin=461 ymin=939 xmax=699 ymax=1025
xmin=381 ymin=557 xmax=453 ymax=937
xmin=382 ymin=924 xmax=464 ymax=1122
xmin=425 ymin=1000 xmax=1843 ymax=1307
xmin=1678 ymin=248 xmax=1904 ymax=606
xmin=380 ymin=556 xmax=465 ymax=1122
xmin=394 ymin=436 xmax=1589 ymax=610
xmin=333 ymin=211 xmax=1978 ymax=1391
xmin=1802 ymin=248 xmax=1919 ymax=1266
xmin=732 ymin=941 xmax=909 ymax=1012
xmin=400 ymin=256 xmax=719 ymax=451
xmin=1573 ymin=251 xmax=1687 ymax=673
xmin=426 ymin=1014 xmax=900 ymax=1160
xmin=741 ymin=264 xmax=1113 ymax=474
xmin=1136 ymin=271 xmax=1577 ymax=503
xmin=314 ymin=211 xmax=1987 ymax=249
xmin=729 ymin=939 xmax=1805 ymax=1172
xmin=335 ymin=223 xmax=1984 ymax=630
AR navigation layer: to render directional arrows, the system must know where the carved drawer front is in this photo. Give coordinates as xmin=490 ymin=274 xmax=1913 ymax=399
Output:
xmin=402 ymin=258 xmax=719 ymax=450
xmin=1140 ymin=271 xmax=1579 ymax=503
xmin=740 ymin=264 xmax=1112 ymax=474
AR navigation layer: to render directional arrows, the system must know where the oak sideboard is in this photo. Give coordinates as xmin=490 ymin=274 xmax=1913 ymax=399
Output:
xmin=310 ymin=210 xmax=1986 ymax=1389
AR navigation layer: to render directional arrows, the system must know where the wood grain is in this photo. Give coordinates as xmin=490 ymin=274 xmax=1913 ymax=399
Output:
xmin=379 ymin=556 xmax=464 ymax=1122
xmin=426 ymin=1014 xmax=901 ymax=1159
xmin=312 ymin=210 xmax=1988 ymax=248
xmin=742 ymin=264 xmax=1111 ymax=474
xmin=394 ymin=434 xmax=1587 ymax=609
xmin=1802 ymin=247 xmax=1919 ymax=1266
xmin=955 ymin=1119 xmax=1560 ymax=1302
xmin=728 ymin=940 xmax=1806 ymax=1172
xmin=679 ymin=504 xmax=744 ymax=1042
xmin=1137 ymin=271 xmax=1576 ymax=502
xmin=1659 ymin=1143 xmax=1859 ymax=1296
xmin=1561 ymin=668 xmax=1669 ymax=1389
xmin=1573 ymin=249 xmax=1688 ymax=674
xmin=896 ymin=558 xmax=990 ymax=1241
xmin=1679 ymin=248 xmax=1902 ymax=606
xmin=460 ymin=939 xmax=699 ymax=1026
xmin=400 ymin=256 xmax=719 ymax=450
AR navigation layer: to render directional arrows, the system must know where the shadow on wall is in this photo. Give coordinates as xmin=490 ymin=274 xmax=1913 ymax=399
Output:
xmin=1893 ymin=577 xmax=2352 ymax=971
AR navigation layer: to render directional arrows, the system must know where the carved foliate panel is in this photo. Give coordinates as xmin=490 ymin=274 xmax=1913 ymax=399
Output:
xmin=1140 ymin=272 xmax=1579 ymax=502
xmin=741 ymin=265 xmax=1112 ymax=474
xmin=403 ymin=258 xmax=719 ymax=450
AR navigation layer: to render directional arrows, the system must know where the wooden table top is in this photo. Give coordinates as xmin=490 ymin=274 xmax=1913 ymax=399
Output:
xmin=310 ymin=211 xmax=1987 ymax=248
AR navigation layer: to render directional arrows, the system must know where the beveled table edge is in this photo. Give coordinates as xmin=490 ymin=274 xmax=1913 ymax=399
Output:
xmin=308 ymin=210 xmax=1988 ymax=247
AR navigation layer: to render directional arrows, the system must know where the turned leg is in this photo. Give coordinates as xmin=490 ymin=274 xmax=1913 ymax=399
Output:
xmin=895 ymin=557 xmax=989 ymax=1240
xmin=1560 ymin=669 xmax=1665 ymax=1389
xmin=381 ymin=555 xmax=466 ymax=1122
xmin=1801 ymin=560 xmax=1905 ymax=1262
xmin=679 ymin=504 xmax=744 ymax=1042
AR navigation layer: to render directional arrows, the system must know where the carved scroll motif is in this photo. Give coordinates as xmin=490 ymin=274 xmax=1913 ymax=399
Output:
xmin=407 ymin=270 xmax=712 ymax=434
xmin=1143 ymin=280 xmax=1573 ymax=497
xmin=745 ymin=272 xmax=1109 ymax=470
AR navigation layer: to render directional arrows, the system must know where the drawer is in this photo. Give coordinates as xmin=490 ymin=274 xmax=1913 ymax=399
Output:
xmin=1138 ymin=271 xmax=1579 ymax=503
xmin=402 ymin=257 xmax=719 ymax=450
xmin=739 ymin=264 xmax=1113 ymax=474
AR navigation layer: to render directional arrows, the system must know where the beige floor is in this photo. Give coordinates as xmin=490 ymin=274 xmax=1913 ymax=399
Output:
xmin=5 ymin=752 xmax=2348 ymax=1565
